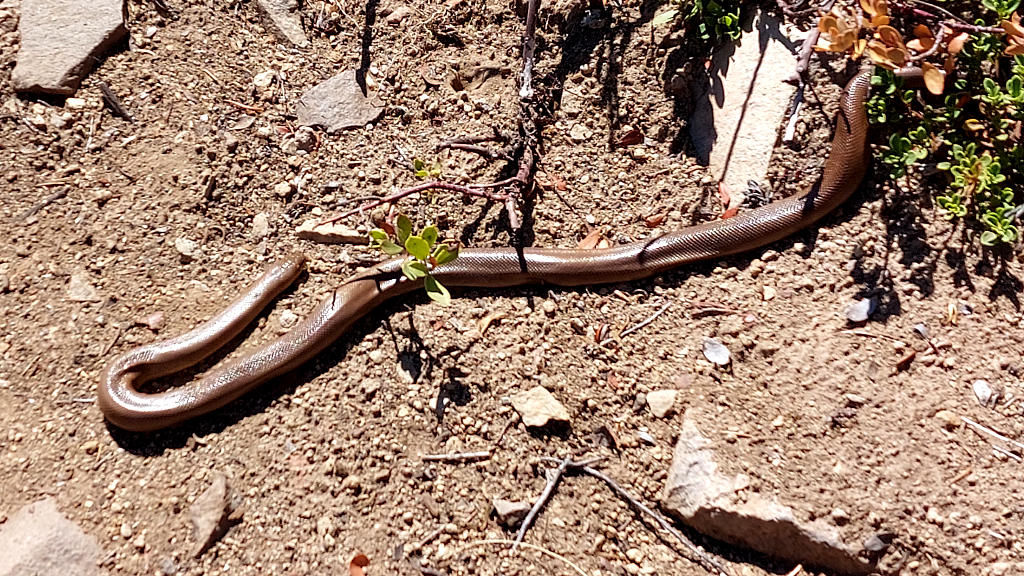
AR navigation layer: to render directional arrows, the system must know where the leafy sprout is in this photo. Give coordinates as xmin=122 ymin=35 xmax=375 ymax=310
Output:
xmin=369 ymin=214 xmax=460 ymax=305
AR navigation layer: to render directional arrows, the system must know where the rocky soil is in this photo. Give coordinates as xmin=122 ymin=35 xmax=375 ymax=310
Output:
xmin=1 ymin=0 xmax=1023 ymax=575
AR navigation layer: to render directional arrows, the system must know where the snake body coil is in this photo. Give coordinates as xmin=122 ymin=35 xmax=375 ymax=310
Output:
xmin=99 ymin=71 xmax=872 ymax=431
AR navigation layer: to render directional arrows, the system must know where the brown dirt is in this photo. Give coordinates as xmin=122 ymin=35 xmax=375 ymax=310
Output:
xmin=2 ymin=1 xmax=1024 ymax=575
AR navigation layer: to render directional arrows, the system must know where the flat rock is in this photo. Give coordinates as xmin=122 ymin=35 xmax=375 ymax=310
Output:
xmin=689 ymin=9 xmax=798 ymax=196
xmin=492 ymin=498 xmax=531 ymax=528
xmin=12 ymin=0 xmax=128 ymax=96
xmin=257 ymin=0 xmax=309 ymax=48
xmin=0 ymin=498 xmax=102 ymax=576
xmin=295 ymin=70 xmax=384 ymax=133
xmin=511 ymin=386 xmax=569 ymax=428
xmin=646 ymin=389 xmax=678 ymax=418
xmin=67 ymin=269 xmax=101 ymax=302
xmin=189 ymin=474 xmax=244 ymax=558
xmin=661 ymin=415 xmax=874 ymax=575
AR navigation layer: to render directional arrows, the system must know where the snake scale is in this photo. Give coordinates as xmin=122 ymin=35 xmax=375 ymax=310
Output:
xmin=99 ymin=70 xmax=872 ymax=431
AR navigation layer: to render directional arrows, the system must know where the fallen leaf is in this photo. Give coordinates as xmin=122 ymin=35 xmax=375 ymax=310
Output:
xmin=350 ymin=553 xmax=371 ymax=576
xmin=921 ymin=62 xmax=945 ymax=95
xmin=721 ymin=207 xmax=739 ymax=219
xmin=615 ymin=128 xmax=643 ymax=147
xmin=577 ymin=229 xmax=608 ymax=249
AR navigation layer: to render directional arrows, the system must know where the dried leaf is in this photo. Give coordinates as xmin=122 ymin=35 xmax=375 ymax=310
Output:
xmin=615 ymin=128 xmax=643 ymax=147
xmin=721 ymin=207 xmax=739 ymax=219
xmin=350 ymin=553 xmax=371 ymax=576
xmin=922 ymin=62 xmax=945 ymax=95
xmin=947 ymin=31 xmax=969 ymax=55
xmin=577 ymin=229 xmax=607 ymax=249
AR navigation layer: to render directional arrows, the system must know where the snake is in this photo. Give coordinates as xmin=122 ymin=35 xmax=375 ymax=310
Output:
xmin=99 ymin=70 xmax=872 ymax=431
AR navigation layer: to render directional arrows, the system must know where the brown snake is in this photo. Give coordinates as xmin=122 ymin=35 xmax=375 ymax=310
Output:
xmin=99 ymin=71 xmax=872 ymax=431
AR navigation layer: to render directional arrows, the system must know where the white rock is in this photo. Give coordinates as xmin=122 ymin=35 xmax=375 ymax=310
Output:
xmin=646 ymin=389 xmax=678 ymax=418
xmin=511 ymin=386 xmax=569 ymax=427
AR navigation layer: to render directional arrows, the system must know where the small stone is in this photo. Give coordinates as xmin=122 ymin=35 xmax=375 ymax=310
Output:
xmin=189 ymin=474 xmax=243 ymax=558
xmin=844 ymin=393 xmax=867 ymax=407
xmin=973 ymin=379 xmax=996 ymax=408
xmin=646 ymin=390 xmax=678 ymax=418
xmin=862 ymin=532 xmax=892 ymax=553
xmin=845 ymin=298 xmax=876 ymax=324
xmin=511 ymin=386 xmax=569 ymax=427
xmin=119 ymin=522 xmax=132 ymax=539
xmin=0 ymin=273 xmax=10 ymax=293
xmin=67 ymin=270 xmax=101 ymax=302
xmin=492 ymin=499 xmax=531 ymax=528
xmin=762 ymin=285 xmax=776 ymax=301
xmin=132 ymin=532 xmax=145 ymax=550
xmin=386 ymin=6 xmax=412 ymax=25
xmin=174 ymin=237 xmax=198 ymax=260
xmin=65 ymin=97 xmax=86 ymax=110
xmin=224 ymin=133 xmax=239 ymax=153
xmin=925 ymin=507 xmax=943 ymax=525
xmin=257 ymin=0 xmax=309 ymax=47
xmin=625 ymin=548 xmax=644 ymax=563
xmin=831 ymin=508 xmax=850 ymax=525
xmin=80 ymin=440 xmax=99 ymax=454
xmin=702 ymin=337 xmax=731 ymax=366
xmin=934 ymin=409 xmax=960 ymax=431
xmin=295 ymin=219 xmax=366 ymax=244
xmin=541 ymin=300 xmax=557 ymax=317
xmin=293 ymin=127 xmax=317 ymax=152
xmin=273 ymin=181 xmax=294 ymax=198
xmin=278 ymin=310 xmax=299 ymax=329
xmin=251 ymin=213 xmax=271 ymax=239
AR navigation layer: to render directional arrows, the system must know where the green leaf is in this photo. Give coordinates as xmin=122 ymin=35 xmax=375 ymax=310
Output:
xmin=369 ymin=229 xmax=388 ymax=243
xmin=379 ymin=239 xmax=404 ymax=255
xmin=405 ymin=236 xmax=430 ymax=260
xmin=651 ymin=8 xmax=677 ymax=27
xmin=980 ymin=230 xmax=998 ymax=246
xmin=424 ymin=276 xmax=451 ymax=306
xmin=401 ymin=259 xmax=429 ymax=280
xmin=421 ymin=225 xmax=438 ymax=248
xmin=396 ymin=215 xmax=412 ymax=244
xmin=433 ymin=244 xmax=459 ymax=265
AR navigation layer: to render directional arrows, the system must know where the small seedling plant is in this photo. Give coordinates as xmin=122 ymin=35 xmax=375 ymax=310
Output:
xmin=369 ymin=215 xmax=460 ymax=305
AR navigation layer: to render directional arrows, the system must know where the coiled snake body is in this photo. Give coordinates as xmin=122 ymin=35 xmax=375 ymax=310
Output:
xmin=99 ymin=71 xmax=872 ymax=431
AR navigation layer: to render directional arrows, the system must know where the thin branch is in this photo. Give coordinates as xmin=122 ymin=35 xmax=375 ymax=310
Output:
xmin=421 ymin=451 xmax=492 ymax=462
xmin=457 ymin=540 xmax=590 ymax=576
xmin=512 ymin=457 xmax=571 ymax=550
xmin=519 ymin=0 xmax=540 ymax=100
xmin=600 ymin=300 xmax=673 ymax=346
xmin=317 ymin=180 xmax=510 ymax=226
xmin=576 ymin=465 xmax=731 ymax=576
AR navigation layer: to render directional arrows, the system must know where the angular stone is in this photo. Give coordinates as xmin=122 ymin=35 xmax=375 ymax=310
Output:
xmin=189 ymin=474 xmax=244 ymax=558
xmin=646 ymin=389 xmax=678 ymax=418
xmin=257 ymin=0 xmax=309 ymax=48
xmin=67 ymin=269 xmax=101 ymax=302
xmin=295 ymin=70 xmax=384 ymax=133
xmin=511 ymin=386 xmax=569 ymax=428
xmin=661 ymin=416 xmax=873 ymax=575
xmin=0 ymin=498 xmax=102 ymax=576
xmin=689 ymin=9 xmax=798 ymax=197
xmin=12 ymin=0 xmax=128 ymax=96
xmin=492 ymin=498 xmax=531 ymax=528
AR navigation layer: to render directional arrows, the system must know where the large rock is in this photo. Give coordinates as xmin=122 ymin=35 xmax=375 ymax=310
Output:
xmin=257 ymin=0 xmax=309 ymax=48
xmin=0 ymin=498 xmax=103 ymax=576
xmin=12 ymin=0 xmax=128 ymax=96
xmin=661 ymin=416 xmax=874 ymax=575
xmin=689 ymin=9 xmax=797 ymax=198
xmin=295 ymin=70 xmax=385 ymax=133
